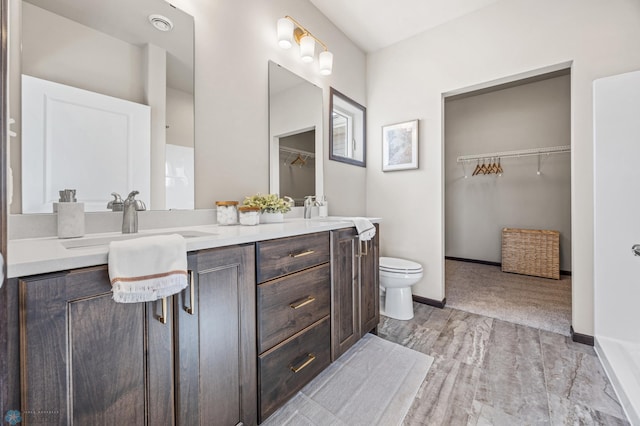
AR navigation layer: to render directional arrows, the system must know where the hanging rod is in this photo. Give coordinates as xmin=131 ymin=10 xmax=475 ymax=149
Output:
xmin=279 ymin=146 xmax=315 ymax=159
xmin=456 ymin=145 xmax=570 ymax=163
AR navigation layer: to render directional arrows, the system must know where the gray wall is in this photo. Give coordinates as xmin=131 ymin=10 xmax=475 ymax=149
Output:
xmin=166 ymin=87 xmax=194 ymax=148
xmin=444 ymin=74 xmax=571 ymax=271
xmin=22 ymin=2 xmax=145 ymax=103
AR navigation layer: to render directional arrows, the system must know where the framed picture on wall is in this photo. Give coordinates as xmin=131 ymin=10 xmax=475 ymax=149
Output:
xmin=382 ymin=119 xmax=419 ymax=171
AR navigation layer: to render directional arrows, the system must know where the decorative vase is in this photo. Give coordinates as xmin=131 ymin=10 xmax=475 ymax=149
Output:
xmin=260 ymin=212 xmax=284 ymax=224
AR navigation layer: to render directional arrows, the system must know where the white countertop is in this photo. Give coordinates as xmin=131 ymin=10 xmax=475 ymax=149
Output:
xmin=8 ymin=217 xmax=379 ymax=278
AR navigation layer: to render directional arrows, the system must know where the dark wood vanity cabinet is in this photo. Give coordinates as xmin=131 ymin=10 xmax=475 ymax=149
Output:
xmin=256 ymin=233 xmax=332 ymax=422
xmin=330 ymin=225 xmax=380 ymax=361
xmin=13 ymin=244 xmax=257 ymax=426
xmin=176 ymin=244 xmax=257 ymax=426
xmin=359 ymin=225 xmax=380 ymax=335
xmin=5 ymin=226 xmax=380 ymax=425
xmin=17 ymin=266 xmax=174 ymax=425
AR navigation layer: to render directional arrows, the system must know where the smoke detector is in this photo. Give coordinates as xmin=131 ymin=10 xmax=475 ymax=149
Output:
xmin=148 ymin=14 xmax=174 ymax=32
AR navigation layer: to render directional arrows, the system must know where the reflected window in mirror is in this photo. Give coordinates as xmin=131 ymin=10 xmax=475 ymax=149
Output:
xmin=329 ymin=87 xmax=366 ymax=167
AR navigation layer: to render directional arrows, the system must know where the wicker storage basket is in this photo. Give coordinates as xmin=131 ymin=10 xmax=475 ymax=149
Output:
xmin=501 ymin=228 xmax=560 ymax=280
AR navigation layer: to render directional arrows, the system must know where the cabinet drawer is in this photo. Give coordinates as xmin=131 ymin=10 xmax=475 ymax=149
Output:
xmin=257 ymin=264 xmax=330 ymax=353
xmin=257 ymin=232 xmax=330 ymax=283
xmin=258 ymin=316 xmax=331 ymax=422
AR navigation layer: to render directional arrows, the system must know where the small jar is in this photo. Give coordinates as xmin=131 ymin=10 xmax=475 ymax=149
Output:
xmin=215 ymin=201 xmax=238 ymax=225
xmin=238 ymin=206 xmax=260 ymax=226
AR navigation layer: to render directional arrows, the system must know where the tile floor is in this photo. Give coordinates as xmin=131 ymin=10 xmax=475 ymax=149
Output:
xmin=378 ymin=303 xmax=630 ymax=425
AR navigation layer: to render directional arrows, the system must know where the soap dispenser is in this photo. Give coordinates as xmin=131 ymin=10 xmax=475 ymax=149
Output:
xmin=55 ymin=189 xmax=85 ymax=238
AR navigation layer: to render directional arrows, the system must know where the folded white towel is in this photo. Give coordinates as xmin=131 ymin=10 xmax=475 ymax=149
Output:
xmin=108 ymin=234 xmax=188 ymax=303
xmin=352 ymin=217 xmax=376 ymax=241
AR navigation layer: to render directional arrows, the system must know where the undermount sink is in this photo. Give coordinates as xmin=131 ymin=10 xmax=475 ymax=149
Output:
xmin=61 ymin=230 xmax=216 ymax=250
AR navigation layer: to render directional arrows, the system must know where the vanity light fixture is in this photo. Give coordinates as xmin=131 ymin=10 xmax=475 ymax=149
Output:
xmin=148 ymin=14 xmax=174 ymax=32
xmin=277 ymin=16 xmax=333 ymax=75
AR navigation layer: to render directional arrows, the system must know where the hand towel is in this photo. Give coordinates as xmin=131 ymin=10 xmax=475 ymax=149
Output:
xmin=352 ymin=217 xmax=376 ymax=241
xmin=108 ymin=234 xmax=188 ymax=303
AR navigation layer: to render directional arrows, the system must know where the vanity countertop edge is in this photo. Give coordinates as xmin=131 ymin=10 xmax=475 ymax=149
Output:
xmin=8 ymin=217 xmax=381 ymax=278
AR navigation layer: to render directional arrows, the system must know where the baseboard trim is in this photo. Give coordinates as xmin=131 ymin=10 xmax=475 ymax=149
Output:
xmin=445 ymin=256 xmax=501 ymax=267
xmin=412 ymin=295 xmax=446 ymax=309
xmin=445 ymin=256 xmax=572 ymax=276
xmin=570 ymin=326 xmax=594 ymax=346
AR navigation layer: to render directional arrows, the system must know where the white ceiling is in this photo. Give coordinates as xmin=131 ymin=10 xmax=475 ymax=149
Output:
xmin=310 ymin=0 xmax=501 ymax=53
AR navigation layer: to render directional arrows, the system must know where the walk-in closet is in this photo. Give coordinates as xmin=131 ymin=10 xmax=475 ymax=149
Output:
xmin=444 ymin=69 xmax=572 ymax=335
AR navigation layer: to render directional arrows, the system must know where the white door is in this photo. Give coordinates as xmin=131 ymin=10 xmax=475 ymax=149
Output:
xmin=593 ymin=69 xmax=640 ymax=424
xmin=22 ymin=75 xmax=150 ymax=213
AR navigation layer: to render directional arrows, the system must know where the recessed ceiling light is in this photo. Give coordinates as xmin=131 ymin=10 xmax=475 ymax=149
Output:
xmin=148 ymin=14 xmax=174 ymax=32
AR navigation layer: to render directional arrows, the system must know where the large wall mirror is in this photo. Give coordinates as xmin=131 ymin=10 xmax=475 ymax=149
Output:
xmin=329 ymin=87 xmax=366 ymax=167
xmin=10 ymin=0 xmax=194 ymax=213
xmin=268 ymin=61 xmax=323 ymax=206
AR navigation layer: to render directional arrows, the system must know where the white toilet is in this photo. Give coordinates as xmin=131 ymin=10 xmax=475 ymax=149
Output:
xmin=379 ymin=257 xmax=423 ymax=320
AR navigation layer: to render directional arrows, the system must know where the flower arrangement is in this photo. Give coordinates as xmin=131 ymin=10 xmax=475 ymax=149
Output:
xmin=242 ymin=193 xmax=291 ymax=214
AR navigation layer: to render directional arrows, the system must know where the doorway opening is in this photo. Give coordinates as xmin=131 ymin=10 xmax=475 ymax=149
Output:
xmin=443 ymin=68 xmax=572 ymax=335
xmin=277 ymin=129 xmax=316 ymax=206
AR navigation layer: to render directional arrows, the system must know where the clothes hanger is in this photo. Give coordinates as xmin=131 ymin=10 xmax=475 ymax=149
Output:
xmin=496 ymin=157 xmax=504 ymax=175
xmin=472 ymin=159 xmax=481 ymax=176
xmin=291 ymin=154 xmax=306 ymax=167
xmin=478 ymin=158 xmax=488 ymax=175
xmin=489 ymin=157 xmax=498 ymax=174
xmin=284 ymin=152 xmax=293 ymax=165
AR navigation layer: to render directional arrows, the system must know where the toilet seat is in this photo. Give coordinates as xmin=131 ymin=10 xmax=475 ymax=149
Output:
xmin=380 ymin=257 xmax=423 ymax=274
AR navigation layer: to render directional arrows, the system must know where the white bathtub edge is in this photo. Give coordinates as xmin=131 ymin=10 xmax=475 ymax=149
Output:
xmin=595 ymin=336 xmax=639 ymax=426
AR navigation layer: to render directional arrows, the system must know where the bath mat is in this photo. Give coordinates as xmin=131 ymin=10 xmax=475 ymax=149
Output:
xmin=262 ymin=333 xmax=433 ymax=426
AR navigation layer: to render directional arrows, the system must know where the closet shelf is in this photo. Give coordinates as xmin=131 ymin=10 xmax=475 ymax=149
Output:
xmin=456 ymin=145 xmax=570 ymax=163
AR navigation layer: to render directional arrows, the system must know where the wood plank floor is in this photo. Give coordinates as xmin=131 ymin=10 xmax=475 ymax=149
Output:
xmin=378 ymin=303 xmax=630 ymax=425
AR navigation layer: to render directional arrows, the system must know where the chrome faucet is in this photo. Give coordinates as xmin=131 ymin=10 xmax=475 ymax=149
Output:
xmin=107 ymin=192 xmax=124 ymax=211
xmin=122 ymin=191 xmax=146 ymax=233
xmin=304 ymin=195 xmax=315 ymax=219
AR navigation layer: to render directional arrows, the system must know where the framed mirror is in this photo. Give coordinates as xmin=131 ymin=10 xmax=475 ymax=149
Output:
xmin=329 ymin=87 xmax=366 ymax=167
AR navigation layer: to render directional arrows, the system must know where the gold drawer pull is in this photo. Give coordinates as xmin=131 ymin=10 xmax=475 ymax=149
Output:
xmin=290 ymin=249 xmax=315 ymax=258
xmin=290 ymin=296 xmax=316 ymax=310
xmin=290 ymin=353 xmax=316 ymax=373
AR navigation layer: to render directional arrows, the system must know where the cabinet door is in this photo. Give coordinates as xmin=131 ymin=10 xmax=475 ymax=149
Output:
xmin=360 ymin=225 xmax=380 ymax=336
xmin=330 ymin=228 xmax=360 ymax=361
xmin=19 ymin=266 xmax=173 ymax=425
xmin=175 ymin=244 xmax=257 ymax=426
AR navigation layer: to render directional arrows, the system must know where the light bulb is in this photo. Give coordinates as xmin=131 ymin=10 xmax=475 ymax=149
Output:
xmin=277 ymin=18 xmax=294 ymax=49
xmin=300 ymin=35 xmax=315 ymax=63
xmin=319 ymin=51 xmax=333 ymax=75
